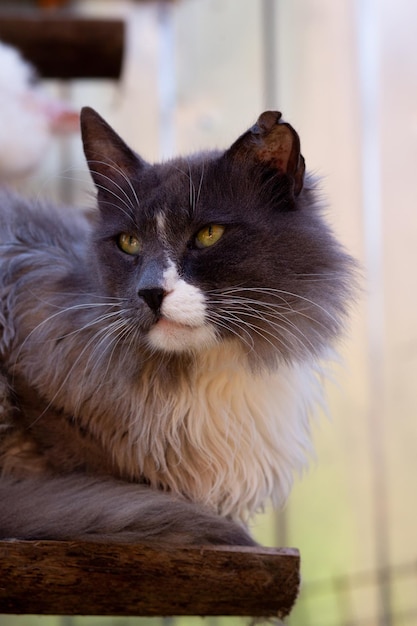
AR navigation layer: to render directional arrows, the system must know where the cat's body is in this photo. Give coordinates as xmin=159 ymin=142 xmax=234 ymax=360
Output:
xmin=0 ymin=109 xmax=355 ymax=544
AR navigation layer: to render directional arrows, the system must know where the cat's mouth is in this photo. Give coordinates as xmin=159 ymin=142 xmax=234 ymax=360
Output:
xmin=147 ymin=316 xmax=217 ymax=353
xmin=154 ymin=317 xmax=198 ymax=335
xmin=156 ymin=317 xmax=194 ymax=329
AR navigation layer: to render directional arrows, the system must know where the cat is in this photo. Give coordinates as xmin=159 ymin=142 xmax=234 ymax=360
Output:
xmin=0 ymin=108 xmax=356 ymax=545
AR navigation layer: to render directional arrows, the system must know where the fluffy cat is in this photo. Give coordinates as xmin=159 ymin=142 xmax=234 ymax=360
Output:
xmin=0 ymin=108 xmax=355 ymax=545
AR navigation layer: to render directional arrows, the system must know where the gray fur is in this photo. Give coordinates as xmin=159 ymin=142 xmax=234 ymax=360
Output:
xmin=0 ymin=109 xmax=356 ymax=544
xmin=0 ymin=475 xmax=254 ymax=545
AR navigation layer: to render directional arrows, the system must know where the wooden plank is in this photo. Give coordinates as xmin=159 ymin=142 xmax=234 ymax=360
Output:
xmin=0 ymin=15 xmax=125 ymax=79
xmin=0 ymin=540 xmax=300 ymax=618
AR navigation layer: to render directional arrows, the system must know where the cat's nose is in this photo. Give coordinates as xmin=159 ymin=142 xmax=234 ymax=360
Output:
xmin=138 ymin=287 xmax=165 ymax=313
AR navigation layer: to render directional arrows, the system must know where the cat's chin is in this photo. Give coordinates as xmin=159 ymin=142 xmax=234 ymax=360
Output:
xmin=147 ymin=318 xmax=218 ymax=354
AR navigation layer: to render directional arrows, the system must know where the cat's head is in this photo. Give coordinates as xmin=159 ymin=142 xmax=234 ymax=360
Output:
xmin=81 ymin=107 xmax=355 ymax=367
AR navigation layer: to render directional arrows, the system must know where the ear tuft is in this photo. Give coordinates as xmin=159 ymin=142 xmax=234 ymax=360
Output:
xmin=228 ymin=111 xmax=305 ymax=196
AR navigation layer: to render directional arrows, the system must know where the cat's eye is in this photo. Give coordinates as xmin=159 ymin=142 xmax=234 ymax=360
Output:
xmin=117 ymin=233 xmax=141 ymax=255
xmin=195 ymin=224 xmax=225 ymax=249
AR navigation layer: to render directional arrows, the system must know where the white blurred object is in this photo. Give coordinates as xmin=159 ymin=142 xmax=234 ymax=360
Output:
xmin=0 ymin=41 xmax=79 ymax=181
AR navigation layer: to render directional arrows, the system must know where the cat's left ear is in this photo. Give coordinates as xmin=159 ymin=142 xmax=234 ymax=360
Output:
xmin=80 ymin=107 xmax=146 ymax=190
xmin=227 ymin=111 xmax=305 ymax=196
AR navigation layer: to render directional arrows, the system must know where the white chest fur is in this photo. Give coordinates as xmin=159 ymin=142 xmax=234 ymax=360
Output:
xmin=115 ymin=343 xmax=321 ymax=522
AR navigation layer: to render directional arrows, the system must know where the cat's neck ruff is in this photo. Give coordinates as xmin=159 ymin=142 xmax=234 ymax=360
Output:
xmin=108 ymin=342 xmax=321 ymax=522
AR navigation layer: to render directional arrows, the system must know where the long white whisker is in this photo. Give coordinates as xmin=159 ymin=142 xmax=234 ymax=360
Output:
xmin=11 ymin=301 xmax=123 ymax=383
xmin=233 ymin=306 xmax=319 ymax=355
xmin=90 ymin=179 xmax=135 ymax=222
xmin=218 ymin=309 xmax=293 ymax=355
xmin=171 ymin=164 xmax=196 ymax=216
xmin=210 ymin=286 xmax=340 ymax=326
xmin=96 ymin=156 xmax=141 ymax=210
xmin=187 ymin=159 xmax=196 ymax=213
xmin=211 ymin=294 xmax=332 ymax=334
xmin=209 ymin=296 xmax=291 ymax=312
xmin=72 ymin=318 xmax=135 ymax=416
xmin=196 ymin=160 xmax=205 ymax=208
xmin=206 ymin=310 xmax=255 ymax=354
xmin=28 ymin=316 xmax=131 ymax=427
xmin=87 ymin=160 xmax=137 ymax=212
xmin=53 ymin=310 xmax=125 ymax=341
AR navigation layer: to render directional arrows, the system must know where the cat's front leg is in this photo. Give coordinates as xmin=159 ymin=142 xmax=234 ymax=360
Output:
xmin=0 ymin=475 xmax=257 ymax=546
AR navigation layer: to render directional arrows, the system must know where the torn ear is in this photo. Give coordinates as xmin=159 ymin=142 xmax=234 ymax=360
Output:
xmin=228 ymin=111 xmax=305 ymax=196
xmin=80 ymin=107 xmax=146 ymax=190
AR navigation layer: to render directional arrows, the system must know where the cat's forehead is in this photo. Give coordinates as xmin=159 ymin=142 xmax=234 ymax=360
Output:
xmin=154 ymin=153 xmax=218 ymax=193
xmin=134 ymin=153 xmax=220 ymax=218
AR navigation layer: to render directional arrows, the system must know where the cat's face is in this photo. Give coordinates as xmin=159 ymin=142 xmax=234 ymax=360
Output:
xmin=81 ymin=108 xmax=354 ymax=366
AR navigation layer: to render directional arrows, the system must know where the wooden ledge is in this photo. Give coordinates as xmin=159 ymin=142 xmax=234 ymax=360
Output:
xmin=0 ymin=540 xmax=300 ymax=618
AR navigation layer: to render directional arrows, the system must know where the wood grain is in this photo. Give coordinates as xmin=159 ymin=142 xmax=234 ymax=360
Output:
xmin=0 ymin=540 xmax=300 ymax=617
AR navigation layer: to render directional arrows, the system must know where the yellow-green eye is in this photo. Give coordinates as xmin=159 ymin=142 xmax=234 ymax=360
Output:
xmin=118 ymin=233 xmax=141 ymax=255
xmin=195 ymin=224 xmax=225 ymax=249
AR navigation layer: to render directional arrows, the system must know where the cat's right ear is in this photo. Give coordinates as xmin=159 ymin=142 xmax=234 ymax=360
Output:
xmin=80 ymin=107 xmax=146 ymax=191
xmin=226 ymin=111 xmax=305 ymax=197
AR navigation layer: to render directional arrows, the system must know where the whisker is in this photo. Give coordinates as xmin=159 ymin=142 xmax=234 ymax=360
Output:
xmin=211 ymin=286 xmax=341 ymax=326
xmin=187 ymin=159 xmax=196 ymax=214
xmin=11 ymin=300 xmax=124 ymax=383
xmin=196 ymin=160 xmax=205 ymax=208
xmin=87 ymin=159 xmax=138 ymax=211
xmin=232 ymin=306 xmax=319 ymax=355
xmin=96 ymin=156 xmax=141 ymax=210
xmin=205 ymin=310 xmax=255 ymax=354
xmin=53 ymin=310 xmax=125 ymax=341
xmin=44 ymin=292 xmax=128 ymax=303
xmin=89 ymin=178 xmax=136 ymax=223
xmin=209 ymin=296 xmax=292 ymax=313
xmin=72 ymin=318 xmax=135 ymax=416
xmin=210 ymin=294 xmax=333 ymax=335
xmin=217 ymin=309 xmax=294 ymax=355
xmin=171 ymin=163 xmax=197 ymax=217
xmin=27 ymin=316 xmax=132 ymax=428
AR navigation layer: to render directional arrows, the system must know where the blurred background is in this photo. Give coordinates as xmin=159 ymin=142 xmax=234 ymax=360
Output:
xmin=0 ymin=0 xmax=416 ymax=625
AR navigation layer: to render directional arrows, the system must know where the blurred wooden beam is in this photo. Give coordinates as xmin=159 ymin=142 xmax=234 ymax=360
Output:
xmin=0 ymin=14 xmax=125 ymax=79
xmin=0 ymin=540 xmax=300 ymax=618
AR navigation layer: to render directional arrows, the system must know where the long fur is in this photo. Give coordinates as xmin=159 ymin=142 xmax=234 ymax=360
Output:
xmin=0 ymin=109 xmax=356 ymax=544
xmin=0 ymin=475 xmax=255 ymax=545
xmin=0 ymin=194 xmax=320 ymax=518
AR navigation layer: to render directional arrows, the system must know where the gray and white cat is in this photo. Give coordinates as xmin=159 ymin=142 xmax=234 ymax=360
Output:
xmin=0 ymin=108 xmax=355 ymax=545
